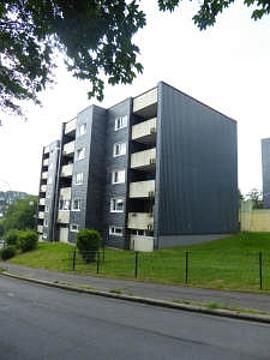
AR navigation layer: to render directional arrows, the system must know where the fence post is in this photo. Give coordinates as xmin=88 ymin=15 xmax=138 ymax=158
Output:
xmin=135 ymin=251 xmax=139 ymax=279
xmin=72 ymin=249 xmax=76 ymax=271
xmin=185 ymin=251 xmax=189 ymax=285
xmin=259 ymin=251 xmax=263 ymax=290
xmin=96 ymin=251 xmax=100 ymax=274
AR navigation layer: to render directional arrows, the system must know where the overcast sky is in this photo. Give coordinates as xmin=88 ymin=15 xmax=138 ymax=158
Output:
xmin=0 ymin=0 xmax=270 ymax=195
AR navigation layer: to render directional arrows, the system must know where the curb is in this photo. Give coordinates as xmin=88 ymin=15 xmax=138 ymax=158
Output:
xmin=2 ymin=271 xmax=270 ymax=325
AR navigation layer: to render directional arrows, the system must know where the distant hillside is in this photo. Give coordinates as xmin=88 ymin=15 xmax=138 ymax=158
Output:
xmin=0 ymin=191 xmax=28 ymax=216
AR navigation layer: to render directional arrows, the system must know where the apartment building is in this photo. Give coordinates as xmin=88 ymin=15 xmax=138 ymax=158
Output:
xmin=262 ymin=138 xmax=270 ymax=208
xmin=37 ymin=82 xmax=238 ymax=251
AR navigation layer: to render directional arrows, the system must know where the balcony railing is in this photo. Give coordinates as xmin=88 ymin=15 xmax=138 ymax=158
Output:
xmin=65 ymin=118 xmax=77 ymax=134
xmin=130 ymin=235 xmax=154 ymax=252
xmin=39 ymin=198 xmax=45 ymax=206
xmin=132 ymin=117 xmax=157 ymax=142
xmin=60 ymin=187 xmax=72 ymax=200
xmin=57 ymin=210 xmax=70 ymax=224
xmin=128 ymin=212 xmax=154 ymax=230
xmin=40 ymin=185 xmax=47 ymax=193
xmin=44 ymin=146 xmax=50 ymax=154
xmin=38 ymin=211 xmax=44 ymax=219
xmin=61 ymin=164 xmax=73 ymax=177
xmin=129 ymin=180 xmax=155 ymax=198
xmin=133 ymin=88 xmax=157 ymax=113
xmin=43 ymin=158 xmax=49 ymax=166
xmin=63 ymin=141 xmax=75 ymax=156
xmin=41 ymin=171 xmax=48 ymax=179
xmin=130 ymin=148 xmax=156 ymax=169
xmin=37 ymin=225 xmax=43 ymax=233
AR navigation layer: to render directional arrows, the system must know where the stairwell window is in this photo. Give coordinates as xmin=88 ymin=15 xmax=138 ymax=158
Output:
xmin=72 ymin=199 xmax=81 ymax=211
xmin=78 ymin=123 xmax=86 ymax=136
xmin=70 ymin=224 xmax=79 ymax=232
xmin=74 ymin=172 xmax=83 ymax=185
xmin=76 ymin=147 xmax=85 ymax=161
xmin=110 ymin=198 xmax=124 ymax=213
xmin=113 ymin=142 xmax=126 ymax=157
xmin=109 ymin=226 xmax=123 ymax=236
xmin=114 ymin=115 xmax=127 ymax=131
xmin=112 ymin=170 xmax=125 ymax=184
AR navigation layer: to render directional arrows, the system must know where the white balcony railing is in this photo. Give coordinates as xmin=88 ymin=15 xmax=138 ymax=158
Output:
xmin=61 ymin=164 xmax=73 ymax=177
xmin=41 ymin=171 xmax=48 ymax=180
xmin=65 ymin=118 xmax=77 ymax=134
xmin=128 ymin=212 xmax=154 ymax=230
xmin=60 ymin=187 xmax=72 ymax=200
xmin=132 ymin=117 xmax=157 ymax=141
xmin=38 ymin=211 xmax=44 ymax=219
xmin=63 ymin=141 xmax=75 ymax=156
xmin=44 ymin=145 xmax=50 ymax=154
xmin=37 ymin=225 xmax=43 ymax=233
xmin=130 ymin=148 xmax=156 ymax=169
xmin=57 ymin=210 xmax=70 ymax=224
xmin=130 ymin=235 xmax=154 ymax=252
xmin=39 ymin=198 xmax=45 ymax=206
xmin=133 ymin=88 xmax=157 ymax=113
xmin=40 ymin=184 xmax=47 ymax=193
xmin=129 ymin=180 xmax=155 ymax=198
xmin=43 ymin=158 xmax=49 ymax=167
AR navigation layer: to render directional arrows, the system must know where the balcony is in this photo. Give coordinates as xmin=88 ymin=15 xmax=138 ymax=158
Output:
xmin=39 ymin=198 xmax=45 ymax=206
xmin=132 ymin=117 xmax=157 ymax=144
xmin=65 ymin=118 xmax=76 ymax=134
xmin=41 ymin=171 xmax=48 ymax=180
xmin=40 ymin=184 xmax=47 ymax=193
xmin=63 ymin=141 xmax=75 ymax=156
xmin=44 ymin=145 xmax=50 ymax=154
xmin=129 ymin=180 xmax=155 ymax=198
xmin=130 ymin=235 xmax=154 ymax=252
xmin=38 ymin=211 xmax=44 ymax=219
xmin=61 ymin=164 xmax=73 ymax=177
xmin=133 ymin=88 xmax=157 ymax=118
xmin=43 ymin=158 xmax=49 ymax=167
xmin=37 ymin=225 xmax=43 ymax=233
xmin=130 ymin=148 xmax=156 ymax=170
xmin=57 ymin=210 xmax=70 ymax=224
xmin=60 ymin=187 xmax=71 ymax=200
xmin=128 ymin=212 xmax=154 ymax=230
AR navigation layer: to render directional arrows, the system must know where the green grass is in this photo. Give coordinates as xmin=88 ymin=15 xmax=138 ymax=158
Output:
xmin=8 ymin=232 xmax=270 ymax=292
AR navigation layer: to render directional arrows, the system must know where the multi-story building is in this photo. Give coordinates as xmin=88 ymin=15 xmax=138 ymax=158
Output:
xmin=37 ymin=82 xmax=238 ymax=251
xmin=262 ymin=138 xmax=270 ymax=208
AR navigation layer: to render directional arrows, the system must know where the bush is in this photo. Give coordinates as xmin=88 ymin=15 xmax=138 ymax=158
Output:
xmin=5 ymin=229 xmax=20 ymax=246
xmin=1 ymin=246 xmax=16 ymax=260
xmin=17 ymin=230 xmax=38 ymax=253
xmin=76 ymin=229 xmax=101 ymax=263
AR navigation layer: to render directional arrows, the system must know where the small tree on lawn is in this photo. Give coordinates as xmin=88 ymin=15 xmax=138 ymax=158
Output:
xmin=76 ymin=229 xmax=101 ymax=263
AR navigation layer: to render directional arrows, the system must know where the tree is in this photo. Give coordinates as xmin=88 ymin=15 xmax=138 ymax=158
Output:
xmin=246 ymin=188 xmax=263 ymax=209
xmin=2 ymin=195 xmax=37 ymax=233
xmin=1 ymin=1 xmax=269 ymax=116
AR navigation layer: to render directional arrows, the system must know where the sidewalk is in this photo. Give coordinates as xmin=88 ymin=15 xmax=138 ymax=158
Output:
xmin=1 ymin=262 xmax=270 ymax=313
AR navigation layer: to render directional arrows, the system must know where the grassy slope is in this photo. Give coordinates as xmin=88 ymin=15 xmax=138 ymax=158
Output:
xmin=9 ymin=233 xmax=270 ymax=291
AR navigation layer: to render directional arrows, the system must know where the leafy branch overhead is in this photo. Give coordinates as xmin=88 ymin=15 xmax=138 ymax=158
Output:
xmin=0 ymin=1 xmax=269 ymax=115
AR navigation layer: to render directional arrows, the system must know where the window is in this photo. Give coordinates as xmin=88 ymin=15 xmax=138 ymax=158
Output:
xmin=43 ymin=233 xmax=48 ymax=239
xmin=44 ymin=218 xmax=48 ymax=227
xmin=78 ymin=123 xmax=86 ymax=136
xmin=76 ymin=147 xmax=85 ymax=161
xmin=59 ymin=199 xmax=70 ymax=210
xmin=72 ymin=199 xmax=81 ymax=211
xmin=74 ymin=172 xmax=83 ymax=185
xmin=109 ymin=226 xmax=123 ymax=236
xmin=45 ymin=205 xmax=49 ymax=212
xmin=114 ymin=115 xmax=128 ymax=131
xmin=112 ymin=170 xmax=125 ymax=184
xmin=70 ymin=224 xmax=79 ymax=233
xmin=113 ymin=142 xmax=126 ymax=157
xmin=110 ymin=198 xmax=124 ymax=213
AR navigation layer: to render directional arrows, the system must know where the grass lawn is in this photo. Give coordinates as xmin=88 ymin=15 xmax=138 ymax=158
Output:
xmin=8 ymin=232 xmax=270 ymax=292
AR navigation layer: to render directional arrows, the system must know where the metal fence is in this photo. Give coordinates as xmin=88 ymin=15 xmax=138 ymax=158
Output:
xmin=67 ymin=249 xmax=270 ymax=291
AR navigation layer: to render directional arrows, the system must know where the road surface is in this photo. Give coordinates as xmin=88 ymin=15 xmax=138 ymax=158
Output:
xmin=0 ymin=276 xmax=269 ymax=359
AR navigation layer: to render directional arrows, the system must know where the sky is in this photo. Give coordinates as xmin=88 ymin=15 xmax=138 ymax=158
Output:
xmin=0 ymin=0 xmax=270 ymax=195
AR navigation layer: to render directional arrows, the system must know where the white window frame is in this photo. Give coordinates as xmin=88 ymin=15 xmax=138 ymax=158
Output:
xmin=110 ymin=198 xmax=124 ymax=213
xmin=45 ymin=205 xmax=49 ymax=212
xmin=113 ymin=142 xmax=126 ymax=157
xmin=76 ymin=147 xmax=85 ymax=161
xmin=74 ymin=172 xmax=84 ymax=185
xmin=78 ymin=123 xmax=86 ymax=136
xmin=59 ymin=199 xmax=70 ymax=211
xmin=44 ymin=218 xmax=48 ymax=227
xmin=70 ymin=224 xmax=79 ymax=233
xmin=43 ymin=233 xmax=48 ymax=239
xmin=112 ymin=170 xmax=125 ymax=184
xmin=72 ymin=198 xmax=81 ymax=211
xmin=114 ymin=115 xmax=128 ymax=131
xmin=109 ymin=226 xmax=123 ymax=237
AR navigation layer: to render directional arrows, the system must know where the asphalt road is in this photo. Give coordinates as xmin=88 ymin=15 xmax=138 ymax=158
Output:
xmin=0 ymin=277 xmax=270 ymax=360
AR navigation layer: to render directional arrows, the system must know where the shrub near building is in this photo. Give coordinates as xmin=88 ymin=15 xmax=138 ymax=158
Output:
xmin=1 ymin=230 xmax=38 ymax=260
xmin=76 ymin=229 xmax=101 ymax=263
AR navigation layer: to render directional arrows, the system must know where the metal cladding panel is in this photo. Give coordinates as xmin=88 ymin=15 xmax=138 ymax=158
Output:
xmin=102 ymin=99 xmax=132 ymax=249
xmin=262 ymin=138 xmax=270 ymax=208
xmin=157 ymin=83 xmax=238 ymax=239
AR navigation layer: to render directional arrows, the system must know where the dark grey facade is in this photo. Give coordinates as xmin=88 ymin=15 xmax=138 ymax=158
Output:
xmin=262 ymin=138 xmax=270 ymax=208
xmin=37 ymin=82 xmax=238 ymax=250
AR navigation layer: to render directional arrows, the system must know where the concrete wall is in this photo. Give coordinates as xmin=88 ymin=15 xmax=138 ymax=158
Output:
xmin=262 ymin=138 xmax=270 ymax=208
xmin=240 ymin=201 xmax=270 ymax=232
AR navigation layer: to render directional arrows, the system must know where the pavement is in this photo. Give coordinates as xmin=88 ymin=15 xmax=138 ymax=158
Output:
xmin=1 ymin=262 xmax=270 ymax=315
